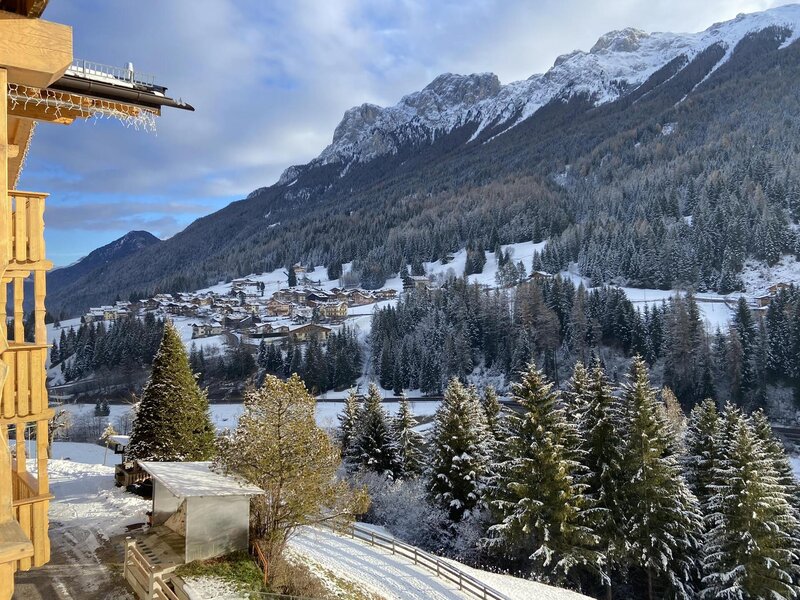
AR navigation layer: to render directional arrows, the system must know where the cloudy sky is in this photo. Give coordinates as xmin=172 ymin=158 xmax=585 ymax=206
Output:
xmin=22 ymin=0 xmax=791 ymax=265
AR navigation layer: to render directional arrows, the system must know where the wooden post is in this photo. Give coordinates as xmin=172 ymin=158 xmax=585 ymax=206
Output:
xmin=0 ymin=69 xmax=8 ymax=265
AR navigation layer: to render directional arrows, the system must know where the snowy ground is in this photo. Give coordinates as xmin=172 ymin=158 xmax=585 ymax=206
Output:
xmin=13 ymin=442 xmax=148 ymax=599
xmin=288 ymin=527 xmax=470 ymax=600
xmin=57 ymin=398 xmax=441 ymax=436
xmin=289 ymin=526 xmax=590 ymax=600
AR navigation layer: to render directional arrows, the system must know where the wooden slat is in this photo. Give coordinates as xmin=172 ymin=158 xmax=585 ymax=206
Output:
xmin=35 ymin=420 xmax=47 ymax=494
xmin=2 ymin=352 xmax=14 ymax=419
xmin=30 ymin=499 xmax=48 ymax=566
xmin=29 ymin=348 xmax=41 ymax=414
xmin=13 ymin=196 xmax=25 ymax=262
xmin=15 ymin=503 xmax=31 ymax=571
xmin=13 ymin=277 xmax=22 ymax=343
xmin=34 ymin=270 xmax=45 ymax=344
xmin=28 ymin=196 xmax=44 ymax=261
xmin=15 ymin=345 xmax=28 ymax=417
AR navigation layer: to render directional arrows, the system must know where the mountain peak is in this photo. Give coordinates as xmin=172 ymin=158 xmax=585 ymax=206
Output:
xmin=590 ymin=27 xmax=649 ymax=53
xmin=275 ymin=4 xmax=800 ymax=188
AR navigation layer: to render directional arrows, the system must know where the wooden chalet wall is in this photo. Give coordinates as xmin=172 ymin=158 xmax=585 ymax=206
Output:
xmin=0 ymin=5 xmax=70 ymax=598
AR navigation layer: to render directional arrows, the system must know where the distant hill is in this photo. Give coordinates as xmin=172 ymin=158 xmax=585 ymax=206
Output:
xmin=48 ymin=231 xmax=160 ymax=315
xmin=45 ymin=6 xmax=800 ymax=316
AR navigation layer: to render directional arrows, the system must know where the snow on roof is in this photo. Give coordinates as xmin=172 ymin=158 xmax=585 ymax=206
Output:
xmin=139 ymin=461 xmax=264 ymax=498
xmin=109 ymin=435 xmax=130 ymax=447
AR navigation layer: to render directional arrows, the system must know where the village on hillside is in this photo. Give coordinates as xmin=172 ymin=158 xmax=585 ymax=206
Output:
xmin=79 ymin=265 xmax=402 ymax=348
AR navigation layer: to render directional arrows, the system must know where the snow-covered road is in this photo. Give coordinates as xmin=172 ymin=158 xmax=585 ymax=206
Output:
xmin=289 ymin=527 xmax=471 ymax=600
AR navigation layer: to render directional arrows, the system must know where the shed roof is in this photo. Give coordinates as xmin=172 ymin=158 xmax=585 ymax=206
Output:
xmin=139 ymin=461 xmax=264 ymax=498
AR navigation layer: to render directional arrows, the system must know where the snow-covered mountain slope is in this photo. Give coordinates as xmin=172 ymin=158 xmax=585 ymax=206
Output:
xmin=279 ymin=4 xmax=800 ymax=183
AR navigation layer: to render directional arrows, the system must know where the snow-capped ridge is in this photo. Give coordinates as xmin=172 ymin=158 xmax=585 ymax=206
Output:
xmin=275 ymin=4 xmax=800 ymax=186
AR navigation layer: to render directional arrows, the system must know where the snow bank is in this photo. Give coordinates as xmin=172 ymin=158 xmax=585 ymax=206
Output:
xmin=48 ymin=446 xmax=148 ymax=538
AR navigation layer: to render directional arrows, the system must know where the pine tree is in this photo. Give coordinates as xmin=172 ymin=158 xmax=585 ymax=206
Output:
xmin=565 ymin=361 xmax=592 ymax=428
xmin=337 ymin=389 xmax=362 ymax=460
xmin=578 ymin=361 xmax=626 ymax=597
xmin=352 ymin=384 xmax=402 ymax=479
xmin=481 ymin=385 xmax=503 ymax=448
xmin=394 ymin=395 xmax=424 ymax=477
xmin=257 ymin=339 xmax=268 ymax=368
xmin=127 ymin=321 xmax=216 ymax=461
xmin=485 ymin=362 xmax=599 ymax=583
xmin=428 ymin=378 xmax=490 ymax=523
xmin=683 ymin=399 xmax=722 ymax=513
xmin=702 ymin=410 xmax=800 ymax=599
xmin=618 ymin=357 xmax=702 ymax=600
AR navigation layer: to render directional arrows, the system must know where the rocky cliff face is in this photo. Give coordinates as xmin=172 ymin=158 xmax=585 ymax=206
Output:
xmin=277 ymin=4 xmax=800 ymax=185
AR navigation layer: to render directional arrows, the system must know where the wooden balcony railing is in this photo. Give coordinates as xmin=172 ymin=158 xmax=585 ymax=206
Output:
xmin=1 ymin=191 xmax=47 ymax=267
xmin=0 ymin=344 xmax=49 ymax=421
xmin=10 ymin=471 xmax=50 ymax=571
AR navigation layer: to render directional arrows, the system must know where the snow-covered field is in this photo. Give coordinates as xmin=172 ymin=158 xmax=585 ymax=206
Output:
xmin=58 ymin=398 xmax=441 ymax=434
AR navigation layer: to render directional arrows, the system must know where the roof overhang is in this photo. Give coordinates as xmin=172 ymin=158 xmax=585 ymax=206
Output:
xmin=0 ymin=0 xmax=48 ymax=19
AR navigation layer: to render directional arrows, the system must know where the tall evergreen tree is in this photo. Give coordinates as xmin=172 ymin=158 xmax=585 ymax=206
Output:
xmin=394 ymin=395 xmax=424 ymax=477
xmin=683 ymin=398 xmax=722 ymax=513
xmin=127 ymin=321 xmax=215 ymax=461
xmin=352 ymin=384 xmax=402 ymax=479
xmin=337 ymin=389 xmax=362 ymax=460
xmin=485 ymin=362 xmax=599 ymax=584
xmin=481 ymin=385 xmax=503 ymax=448
xmin=702 ymin=410 xmax=800 ymax=599
xmin=428 ymin=378 xmax=490 ymax=523
xmin=579 ymin=362 xmax=626 ymax=598
xmin=618 ymin=357 xmax=702 ymax=600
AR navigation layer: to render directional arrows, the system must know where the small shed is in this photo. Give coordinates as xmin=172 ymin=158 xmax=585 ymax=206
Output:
xmin=138 ymin=461 xmax=263 ymax=563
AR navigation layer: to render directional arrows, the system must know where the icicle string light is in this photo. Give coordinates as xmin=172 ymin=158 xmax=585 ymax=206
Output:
xmin=13 ymin=120 xmax=35 ymax=189
xmin=7 ymin=83 xmax=158 ymax=132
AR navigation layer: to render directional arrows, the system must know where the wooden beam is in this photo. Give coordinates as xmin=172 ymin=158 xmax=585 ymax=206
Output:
xmin=0 ymin=11 xmax=71 ymax=88
xmin=7 ymin=100 xmax=76 ymax=124
xmin=7 ymin=116 xmax=32 ymax=188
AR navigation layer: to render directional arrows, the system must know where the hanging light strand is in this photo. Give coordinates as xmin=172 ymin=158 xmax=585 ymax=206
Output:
xmin=7 ymin=83 xmax=158 ymax=132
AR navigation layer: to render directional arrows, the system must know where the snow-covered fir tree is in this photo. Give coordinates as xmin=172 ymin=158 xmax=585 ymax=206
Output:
xmin=427 ymin=378 xmax=490 ymax=523
xmin=683 ymin=398 xmax=722 ymax=512
xmin=578 ymin=361 xmax=627 ymax=597
xmin=481 ymin=385 xmax=503 ymax=455
xmin=394 ymin=394 xmax=424 ymax=477
xmin=485 ymin=362 xmax=600 ymax=584
xmin=564 ymin=361 xmax=591 ymax=426
xmin=751 ymin=409 xmax=800 ymax=513
xmin=351 ymin=383 xmax=402 ymax=479
xmin=618 ymin=356 xmax=702 ymax=600
xmin=337 ymin=389 xmax=362 ymax=459
xmin=701 ymin=409 xmax=800 ymax=599
xmin=127 ymin=321 xmax=215 ymax=461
